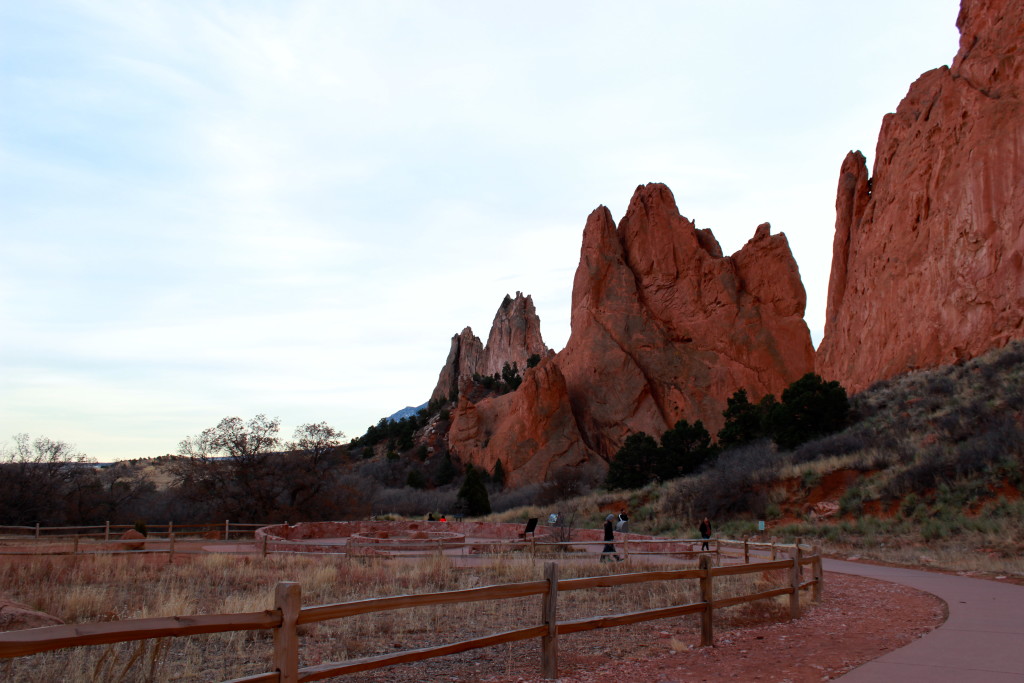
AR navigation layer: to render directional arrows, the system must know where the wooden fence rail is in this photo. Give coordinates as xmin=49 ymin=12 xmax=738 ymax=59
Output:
xmin=0 ymin=521 xmax=267 ymax=542
xmin=0 ymin=543 xmax=823 ymax=681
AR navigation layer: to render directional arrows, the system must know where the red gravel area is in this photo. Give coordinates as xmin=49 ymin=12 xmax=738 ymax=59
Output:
xmin=346 ymin=571 xmax=946 ymax=682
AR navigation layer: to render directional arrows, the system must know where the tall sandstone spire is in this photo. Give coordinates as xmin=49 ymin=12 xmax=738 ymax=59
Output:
xmin=430 ymin=292 xmax=549 ymax=403
xmin=817 ymin=0 xmax=1024 ymax=391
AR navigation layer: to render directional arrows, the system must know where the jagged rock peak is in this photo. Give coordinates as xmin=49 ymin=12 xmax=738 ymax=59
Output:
xmin=558 ymin=181 xmax=814 ymax=457
xmin=431 ymin=327 xmax=484 ymax=403
xmin=482 ymin=291 xmax=548 ymax=376
xmin=430 ymin=292 xmax=549 ymax=402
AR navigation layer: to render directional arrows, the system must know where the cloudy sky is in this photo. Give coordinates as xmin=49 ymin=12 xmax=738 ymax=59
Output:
xmin=1 ymin=1 xmax=961 ymax=462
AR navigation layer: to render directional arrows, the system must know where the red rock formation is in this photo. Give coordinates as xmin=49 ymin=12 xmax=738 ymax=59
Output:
xmin=557 ymin=183 xmax=814 ymax=456
xmin=431 ymin=327 xmax=484 ymax=403
xmin=447 ymin=356 xmax=599 ymax=488
xmin=447 ymin=183 xmax=814 ymax=479
xmin=0 ymin=599 xmax=64 ymax=632
xmin=817 ymin=0 xmax=1024 ymax=391
xmin=481 ymin=292 xmax=549 ymax=377
xmin=431 ymin=292 xmax=549 ymax=402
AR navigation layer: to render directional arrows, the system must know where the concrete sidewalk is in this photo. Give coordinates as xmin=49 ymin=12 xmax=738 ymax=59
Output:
xmin=826 ymin=559 xmax=1024 ymax=682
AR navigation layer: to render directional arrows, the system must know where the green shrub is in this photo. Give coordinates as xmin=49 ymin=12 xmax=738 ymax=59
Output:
xmin=839 ymin=486 xmax=865 ymax=516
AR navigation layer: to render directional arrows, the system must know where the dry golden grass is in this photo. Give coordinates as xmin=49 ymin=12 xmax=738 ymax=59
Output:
xmin=0 ymin=549 xmax=789 ymax=682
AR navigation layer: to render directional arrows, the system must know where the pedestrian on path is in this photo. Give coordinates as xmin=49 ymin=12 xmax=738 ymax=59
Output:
xmin=699 ymin=516 xmax=712 ymax=551
xmin=601 ymin=514 xmax=622 ymax=562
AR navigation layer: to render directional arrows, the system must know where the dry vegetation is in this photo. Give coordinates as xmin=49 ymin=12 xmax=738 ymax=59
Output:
xmin=1 ymin=550 xmax=794 ymax=682
xmin=492 ymin=342 xmax=1024 ymax=579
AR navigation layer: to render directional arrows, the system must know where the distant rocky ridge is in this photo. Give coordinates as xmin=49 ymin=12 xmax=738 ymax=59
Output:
xmin=816 ymin=0 xmax=1024 ymax=391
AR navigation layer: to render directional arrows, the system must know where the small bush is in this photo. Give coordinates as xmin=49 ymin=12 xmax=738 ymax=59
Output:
xmin=838 ymin=486 xmax=865 ymax=516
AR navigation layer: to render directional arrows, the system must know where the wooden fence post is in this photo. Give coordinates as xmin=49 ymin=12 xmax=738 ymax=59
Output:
xmin=789 ymin=545 xmax=803 ymax=620
xmin=169 ymin=521 xmax=174 ymax=538
xmin=105 ymin=521 xmax=110 ymax=542
xmin=699 ymin=554 xmax=714 ymax=646
xmin=168 ymin=533 xmax=175 ymax=565
xmin=35 ymin=523 xmax=40 ymax=541
xmin=743 ymin=536 xmax=749 ymax=564
xmin=225 ymin=520 xmax=230 ymax=540
xmin=273 ymin=582 xmax=301 ymax=683
xmin=770 ymin=537 xmax=776 ymax=561
xmin=812 ymin=545 xmax=823 ymax=602
xmin=541 ymin=561 xmax=559 ymax=679
xmin=73 ymin=535 xmax=80 ymax=557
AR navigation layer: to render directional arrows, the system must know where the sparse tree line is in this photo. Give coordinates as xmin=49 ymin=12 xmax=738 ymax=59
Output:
xmin=1 ymin=403 xmax=507 ymax=526
xmin=1 ymin=373 xmax=847 ymax=528
xmin=0 ymin=434 xmax=156 ymax=527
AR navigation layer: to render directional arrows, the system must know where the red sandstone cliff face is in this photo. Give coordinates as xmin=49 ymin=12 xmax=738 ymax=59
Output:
xmin=431 ymin=292 xmax=549 ymax=402
xmin=817 ymin=0 xmax=1024 ymax=391
xmin=556 ymin=183 xmax=814 ymax=457
xmin=447 ymin=357 xmax=599 ymax=488
xmin=447 ymin=183 xmax=814 ymax=479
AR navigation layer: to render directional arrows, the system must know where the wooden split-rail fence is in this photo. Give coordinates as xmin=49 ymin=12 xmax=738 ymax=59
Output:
xmin=0 ymin=541 xmax=823 ymax=681
xmin=1 ymin=522 xmax=803 ymax=565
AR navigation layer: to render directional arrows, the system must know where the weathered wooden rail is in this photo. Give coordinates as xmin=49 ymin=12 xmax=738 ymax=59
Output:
xmin=0 ymin=542 xmax=823 ymax=681
xmin=0 ymin=520 xmax=263 ymax=542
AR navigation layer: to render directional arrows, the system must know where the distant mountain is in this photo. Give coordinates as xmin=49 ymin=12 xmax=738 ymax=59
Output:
xmin=388 ymin=403 xmax=428 ymax=422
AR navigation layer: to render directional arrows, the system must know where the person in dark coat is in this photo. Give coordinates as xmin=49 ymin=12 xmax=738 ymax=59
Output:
xmin=699 ymin=516 xmax=712 ymax=551
xmin=602 ymin=514 xmax=622 ymax=562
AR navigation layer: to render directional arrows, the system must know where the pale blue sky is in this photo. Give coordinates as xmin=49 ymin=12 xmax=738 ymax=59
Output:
xmin=1 ymin=1 xmax=961 ymax=461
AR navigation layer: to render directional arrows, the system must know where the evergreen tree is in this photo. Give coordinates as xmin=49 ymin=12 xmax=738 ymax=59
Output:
xmin=501 ymin=362 xmax=522 ymax=391
xmin=491 ymin=459 xmax=506 ymax=489
xmin=717 ymin=389 xmax=765 ymax=448
xmin=457 ymin=465 xmax=491 ymax=516
xmin=772 ymin=373 xmax=850 ymax=450
xmin=434 ymin=453 xmax=457 ymax=486
xmin=605 ymin=432 xmax=660 ymax=490
xmin=659 ymin=419 xmax=717 ymax=480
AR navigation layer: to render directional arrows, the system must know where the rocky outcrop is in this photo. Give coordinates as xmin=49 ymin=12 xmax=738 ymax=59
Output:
xmin=447 ymin=356 xmax=599 ymax=488
xmin=481 ymin=292 xmax=549 ymax=377
xmin=557 ymin=183 xmax=814 ymax=455
xmin=817 ymin=0 xmax=1024 ymax=391
xmin=431 ymin=328 xmax=485 ymax=403
xmin=447 ymin=183 xmax=815 ymax=480
xmin=431 ymin=292 xmax=549 ymax=402
xmin=0 ymin=599 xmax=64 ymax=632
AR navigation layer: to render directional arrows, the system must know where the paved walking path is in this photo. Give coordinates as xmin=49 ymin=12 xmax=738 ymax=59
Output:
xmin=825 ymin=559 xmax=1024 ymax=682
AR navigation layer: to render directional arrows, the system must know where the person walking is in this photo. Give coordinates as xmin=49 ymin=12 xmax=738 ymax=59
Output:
xmin=699 ymin=516 xmax=712 ymax=551
xmin=601 ymin=514 xmax=622 ymax=562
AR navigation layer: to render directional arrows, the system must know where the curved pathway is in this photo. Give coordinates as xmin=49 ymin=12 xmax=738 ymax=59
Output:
xmin=825 ymin=559 xmax=1024 ymax=682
